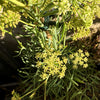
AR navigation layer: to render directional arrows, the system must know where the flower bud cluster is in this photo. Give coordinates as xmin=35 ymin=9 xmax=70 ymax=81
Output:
xmin=0 ymin=10 xmax=20 ymax=28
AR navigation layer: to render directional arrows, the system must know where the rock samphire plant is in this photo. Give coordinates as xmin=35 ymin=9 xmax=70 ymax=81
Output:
xmin=0 ymin=0 xmax=100 ymax=100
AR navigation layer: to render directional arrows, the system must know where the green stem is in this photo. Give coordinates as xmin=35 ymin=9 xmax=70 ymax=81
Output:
xmin=21 ymin=80 xmax=46 ymax=99
xmin=44 ymin=79 xmax=47 ymax=100
xmin=20 ymin=20 xmax=35 ymax=27
xmin=21 ymin=89 xmax=34 ymax=99
xmin=64 ymin=33 xmax=66 ymax=47
xmin=58 ymin=22 xmax=66 ymax=44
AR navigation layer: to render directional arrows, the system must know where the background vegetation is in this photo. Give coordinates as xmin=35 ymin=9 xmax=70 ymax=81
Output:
xmin=0 ymin=0 xmax=100 ymax=100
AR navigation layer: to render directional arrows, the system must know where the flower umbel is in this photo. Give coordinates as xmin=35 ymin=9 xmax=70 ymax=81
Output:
xmin=69 ymin=49 xmax=89 ymax=69
xmin=36 ymin=49 xmax=68 ymax=80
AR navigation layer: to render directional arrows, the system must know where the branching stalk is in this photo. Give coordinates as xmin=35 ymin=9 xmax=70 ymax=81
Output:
xmin=44 ymin=79 xmax=47 ymax=100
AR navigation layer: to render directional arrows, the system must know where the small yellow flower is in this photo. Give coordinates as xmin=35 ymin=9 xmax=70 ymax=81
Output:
xmin=59 ymin=72 xmax=65 ymax=79
xmin=83 ymin=64 xmax=88 ymax=68
xmin=74 ymin=57 xmax=79 ymax=63
xmin=62 ymin=65 xmax=67 ymax=72
xmin=44 ymin=59 xmax=49 ymax=64
xmin=69 ymin=54 xmax=74 ymax=59
xmin=79 ymin=61 xmax=84 ymax=66
xmin=73 ymin=60 xmax=78 ymax=65
xmin=73 ymin=65 xmax=78 ymax=69
xmin=83 ymin=57 xmax=88 ymax=62
xmin=62 ymin=57 xmax=68 ymax=64
xmin=54 ymin=67 xmax=59 ymax=74
xmin=56 ymin=57 xmax=60 ymax=62
xmin=74 ymin=52 xmax=78 ymax=56
xmin=80 ymin=53 xmax=85 ymax=57
xmin=42 ymin=52 xmax=47 ymax=58
xmin=58 ymin=60 xmax=63 ymax=65
xmin=36 ymin=61 xmax=42 ymax=67
xmin=35 ymin=53 xmax=41 ymax=59
xmin=41 ymin=73 xmax=48 ymax=80
xmin=78 ymin=49 xmax=83 ymax=53
xmin=44 ymin=67 xmax=48 ymax=72
xmin=50 ymin=70 xmax=55 ymax=76
xmin=85 ymin=52 xmax=89 ymax=57
xmin=78 ymin=57 xmax=82 ymax=61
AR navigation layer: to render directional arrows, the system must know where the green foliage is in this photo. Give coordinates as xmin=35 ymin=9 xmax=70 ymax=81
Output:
xmin=0 ymin=0 xmax=100 ymax=100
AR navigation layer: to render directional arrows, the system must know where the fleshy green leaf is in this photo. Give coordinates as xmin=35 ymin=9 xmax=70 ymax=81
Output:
xmin=8 ymin=0 xmax=25 ymax=7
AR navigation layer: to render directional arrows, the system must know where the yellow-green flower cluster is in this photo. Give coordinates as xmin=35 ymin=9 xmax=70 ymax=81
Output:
xmin=36 ymin=49 xmax=68 ymax=80
xmin=69 ymin=49 xmax=89 ymax=69
xmin=95 ymin=5 xmax=100 ymax=18
xmin=79 ymin=6 xmax=94 ymax=28
xmin=73 ymin=27 xmax=90 ymax=41
xmin=54 ymin=0 xmax=71 ymax=15
xmin=0 ymin=9 xmax=20 ymax=36
xmin=0 ymin=10 xmax=21 ymax=28
xmin=70 ymin=4 xmax=95 ymax=41
xmin=0 ymin=5 xmax=6 ymax=36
